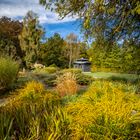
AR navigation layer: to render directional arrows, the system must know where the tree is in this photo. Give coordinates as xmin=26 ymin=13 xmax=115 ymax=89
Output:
xmin=66 ymin=33 xmax=78 ymax=68
xmin=40 ymin=0 xmax=140 ymax=43
xmin=87 ymin=41 xmax=122 ymax=72
xmin=40 ymin=33 xmax=68 ymax=68
xmin=19 ymin=11 xmax=44 ymax=68
xmin=0 ymin=17 xmax=23 ymax=61
xmin=120 ymin=41 xmax=140 ymax=74
xmin=104 ymin=45 xmax=121 ymax=70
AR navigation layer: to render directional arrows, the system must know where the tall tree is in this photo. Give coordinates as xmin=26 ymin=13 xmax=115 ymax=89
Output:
xmin=121 ymin=40 xmax=140 ymax=74
xmin=0 ymin=17 xmax=23 ymax=60
xmin=40 ymin=33 xmax=68 ymax=68
xmin=66 ymin=33 xmax=78 ymax=68
xmin=19 ymin=11 xmax=44 ymax=68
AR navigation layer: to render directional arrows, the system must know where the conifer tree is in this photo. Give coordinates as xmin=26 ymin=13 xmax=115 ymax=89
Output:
xmin=19 ymin=11 xmax=44 ymax=68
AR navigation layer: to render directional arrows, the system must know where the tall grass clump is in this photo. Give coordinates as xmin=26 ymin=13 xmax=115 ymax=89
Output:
xmin=56 ymin=72 xmax=78 ymax=97
xmin=66 ymin=81 xmax=140 ymax=139
xmin=0 ymin=57 xmax=19 ymax=90
xmin=0 ymin=81 xmax=72 ymax=140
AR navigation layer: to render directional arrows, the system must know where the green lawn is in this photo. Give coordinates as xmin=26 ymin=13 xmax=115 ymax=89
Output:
xmin=84 ymin=72 xmax=140 ymax=81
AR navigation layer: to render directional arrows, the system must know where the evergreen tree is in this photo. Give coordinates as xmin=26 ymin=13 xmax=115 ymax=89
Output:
xmin=19 ymin=11 xmax=44 ymax=68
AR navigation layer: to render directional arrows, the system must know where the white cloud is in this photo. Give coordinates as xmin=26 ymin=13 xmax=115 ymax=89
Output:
xmin=0 ymin=0 xmax=77 ymax=24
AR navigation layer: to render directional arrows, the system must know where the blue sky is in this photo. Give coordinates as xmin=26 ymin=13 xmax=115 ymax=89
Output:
xmin=43 ymin=20 xmax=83 ymax=40
xmin=0 ymin=0 xmax=83 ymax=39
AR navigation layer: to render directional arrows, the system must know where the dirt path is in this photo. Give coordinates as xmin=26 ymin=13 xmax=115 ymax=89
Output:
xmin=0 ymin=98 xmax=10 ymax=107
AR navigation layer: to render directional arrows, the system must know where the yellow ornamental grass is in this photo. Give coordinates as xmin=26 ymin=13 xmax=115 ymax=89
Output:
xmin=56 ymin=72 xmax=78 ymax=97
xmin=21 ymin=81 xmax=44 ymax=95
xmin=2 ymin=81 xmax=45 ymax=112
xmin=66 ymin=81 xmax=140 ymax=139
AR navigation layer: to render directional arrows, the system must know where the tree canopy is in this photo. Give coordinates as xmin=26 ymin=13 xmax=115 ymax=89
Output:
xmin=0 ymin=17 xmax=23 ymax=60
xmin=19 ymin=11 xmax=44 ymax=68
xmin=40 ymin=33 xmax=68 ymax=68
xmin=40 ymin=0 xmax=140 ymax=43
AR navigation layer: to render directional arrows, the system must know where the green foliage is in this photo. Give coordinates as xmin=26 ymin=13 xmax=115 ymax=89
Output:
xmin=61 ymin=69 xmax=94 ymax=85
xmin=44 ymin=74 xmax=57 ymax=87
xmin=40 ymin=0 xmax=140 ymax=43
xmin=76 ymin=73 xmax=94 ymax=85
xmin=19 ymin=11 xmax=44 ymax=68
xmin=40 ymin=33 xmax=68 ymax=68
xmin=44 ymin=66 xmax=58 ymax=74
xmin=120 ymin=44 xmax=140 ymax=74
xmin=40 ymin=0 xmax=140 ymax=74
xmin=62 ymin=68 xmax=82 ymax=75
xmin=88 ymin=40 xmax=140 ymax=74
xmin=0 ymin=57 xmax=19 ymax=90
xmin=0 ymin=17 xmax=23 ymax=63
xmin=34 ymin=66 xmax=58 ymax=74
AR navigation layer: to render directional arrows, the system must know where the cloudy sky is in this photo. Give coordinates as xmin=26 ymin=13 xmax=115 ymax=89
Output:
xmin=0 ymin=0 xmax=82 ymax=39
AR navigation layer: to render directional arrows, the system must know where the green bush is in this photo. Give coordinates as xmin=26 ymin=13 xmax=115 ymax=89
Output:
xmin=0 ymin=57 xmax=19 ymax=90
xmin=76 ymin=73 xmax=94 ymax=85
xmin=33 ymin=66 xmax=58 ymax=74
xmin=44 ymin=66 xmax=58 ymax=73
xmin=62 ymin=68 xmax=82 ymax=75
xmin=44 ymin=74 xmax=57 ymax=86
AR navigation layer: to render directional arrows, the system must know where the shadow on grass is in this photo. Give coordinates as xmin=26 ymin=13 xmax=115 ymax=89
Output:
xmin=108 ymin=75 xmax=140 ymax=84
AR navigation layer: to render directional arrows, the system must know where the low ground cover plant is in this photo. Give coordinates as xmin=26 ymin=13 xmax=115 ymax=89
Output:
xmin=0 ymin=57 xmax=19 ymax=91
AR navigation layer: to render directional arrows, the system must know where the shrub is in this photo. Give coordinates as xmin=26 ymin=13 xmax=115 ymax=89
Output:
xmin=44 ymin=66 xmax=58 ymax=74
xmin=44 ymin=74 xmax=57 ymax=87
xmin=76 ymin=73 xmax=94 ymax=85
xmin=56 ymin=72 xmax=78 ymax=97
xmin=30 ymin=73 xmax=57 ymax=87
xmin=33 ymin=66 xmax=58 ymax=74
xmin=24 ymin=81 xmax=44 ymax=92
xmin=0 ymin=57 xmax=19 ymax=90
xmin=62 ymin=68 xmax=82 ymax=75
